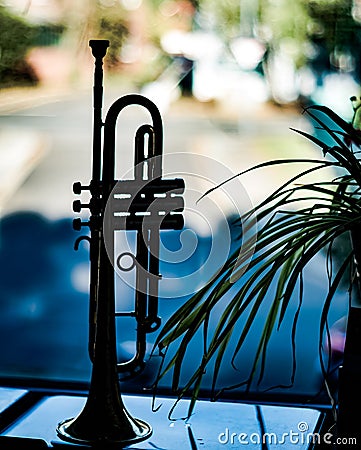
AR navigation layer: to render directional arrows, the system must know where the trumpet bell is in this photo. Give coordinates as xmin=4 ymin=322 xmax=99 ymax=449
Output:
xmin=56 ymin=239 xmax=152 ymax=446
xmin=57 ymin=415 xmax=151 ymax=446
xmin=57 ymin=397 xmax=152 ymax=446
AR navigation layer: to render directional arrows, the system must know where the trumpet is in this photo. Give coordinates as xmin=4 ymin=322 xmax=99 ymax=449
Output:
xmin=57 ymin=39 xmax=184 ymax=446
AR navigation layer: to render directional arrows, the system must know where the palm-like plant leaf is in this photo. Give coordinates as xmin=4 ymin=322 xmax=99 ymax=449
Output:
xmin=152 ymin=104 xmax=361 ymax=417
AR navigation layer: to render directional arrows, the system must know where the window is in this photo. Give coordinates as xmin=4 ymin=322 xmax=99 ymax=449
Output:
xmin=0 ymin=0 xmax=356 ymax=406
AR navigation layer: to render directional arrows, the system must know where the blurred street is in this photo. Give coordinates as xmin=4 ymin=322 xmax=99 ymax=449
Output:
xmin=0 ymin=82 xmax=314 ymax=219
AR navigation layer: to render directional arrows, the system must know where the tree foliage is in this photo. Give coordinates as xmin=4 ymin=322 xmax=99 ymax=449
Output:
xmin=0 ymin=6 xmax=36 ymax=86
xmin=196 ymin=0 xmax=361 ymax=71
xmin=96 ymin=7 xmax=128 ymax=68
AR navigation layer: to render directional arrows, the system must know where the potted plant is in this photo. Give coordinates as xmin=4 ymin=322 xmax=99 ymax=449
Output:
xmin=152 ymin=100 xmax=361 ymax=440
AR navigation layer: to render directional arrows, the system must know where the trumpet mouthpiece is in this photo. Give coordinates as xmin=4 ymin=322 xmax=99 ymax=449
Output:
xmin=89 ymin=39 xmax=110 ymax=59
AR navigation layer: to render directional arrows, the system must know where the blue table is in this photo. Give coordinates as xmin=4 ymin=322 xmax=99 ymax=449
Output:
xmin=0 ymin=387 xmax=323 ymax=449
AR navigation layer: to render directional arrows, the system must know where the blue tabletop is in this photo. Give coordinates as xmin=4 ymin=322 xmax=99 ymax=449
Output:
xmin=1 ymin=389 xmax=322 ymax=449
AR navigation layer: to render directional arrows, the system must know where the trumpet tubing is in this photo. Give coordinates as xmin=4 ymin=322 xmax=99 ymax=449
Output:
xmin=56 ymin=39 xmax=184 ymax=446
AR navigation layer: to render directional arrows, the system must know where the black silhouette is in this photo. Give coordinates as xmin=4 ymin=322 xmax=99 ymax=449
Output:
xmin=57 ymin=39 xmax=184 ymax=446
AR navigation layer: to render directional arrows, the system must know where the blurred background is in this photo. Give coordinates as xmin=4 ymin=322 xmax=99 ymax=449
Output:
xmin=0 ymin=0 xmax=360 ymax=405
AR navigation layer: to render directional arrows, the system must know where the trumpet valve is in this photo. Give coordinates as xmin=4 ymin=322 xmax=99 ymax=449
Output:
xmin=73 ymin=200 xmax=83 ymax=213
xmin=73 ymin=199 xmax=101 ymax=215
xmin=73 ymin=181 xmax=89 ymax=195
xmin=73 ymin=180 xmax=102 ymax=196
xmin=73 ymin=218 xmax=90 ymax=231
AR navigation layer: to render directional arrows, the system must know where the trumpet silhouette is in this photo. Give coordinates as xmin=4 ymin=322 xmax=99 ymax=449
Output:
xmin=57 ymin=39 xmax=184 ymax=446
